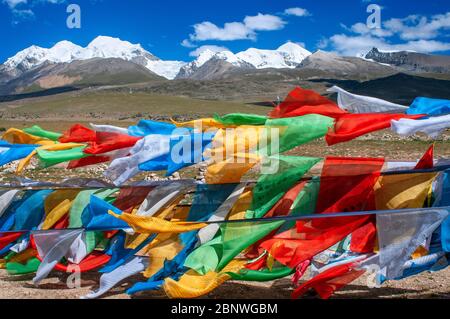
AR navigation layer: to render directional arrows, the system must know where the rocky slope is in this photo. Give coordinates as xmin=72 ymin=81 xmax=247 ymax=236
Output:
xmin=0 ymin=58 xmax=164 ymax=95
xmin=365 ymin=47 xmax=450 ymax=74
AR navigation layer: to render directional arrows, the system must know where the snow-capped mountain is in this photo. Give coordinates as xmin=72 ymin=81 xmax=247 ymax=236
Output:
xmin=85 ymin=36 xmax=156 ymax=61
xmin=364 ymin=47 xmax=450 ymax=74
xmin=176 ymin=49 xmax=251 ymax=79
xmin=2 ymin=36 xmax=186 ymax=79
xmin=237 ymin=42 xmax=311 ymax=69
xmin=177 ymin=42 xmax=311 ymax=79
xmin=145 ymin=60 xmax=187 ymax=81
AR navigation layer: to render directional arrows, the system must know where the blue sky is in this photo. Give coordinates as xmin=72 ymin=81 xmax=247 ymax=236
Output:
xmin=1 ymin=0 xmax=450 ymax=62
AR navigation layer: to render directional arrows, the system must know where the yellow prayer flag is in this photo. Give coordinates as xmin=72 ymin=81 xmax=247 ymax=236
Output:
xmin=374 ymin=172 xmax=437 ymax=210
xmin=44 ymin=189 xmax=80 ymax=215
xmin=41 ymin=199 xmax=72 ymax=230
xmin=205 ymin=155 xmax=260 ymax=184
xmin=163 ymin=260 xmax=246 ymax=298
xmin=108 ymin=210 xmax=207 ymax=234
xmin=16 ymin=142 xmax=85 ymax=173
xmin=2 ymin=128 xmax=55 ymax=146
xmin=205 ymin=127 xmax=268 ymax=162
xmin=171 ymin=118 xmax=229 ymax=130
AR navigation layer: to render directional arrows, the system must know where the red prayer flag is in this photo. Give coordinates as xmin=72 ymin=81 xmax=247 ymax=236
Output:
xmin=59 ymin=124 xmax=140 ymax=155
xmin=245 ymin=182 xmax=307 ymax=260
xmin=315 ymin=157 xmax=385 ymax=214
xmin=292 ymin=259 xmax=311 ymax=287
xmin=314 ymin=156 xmax=385 ymax=253
xmin=59 ymin=124 xmax=96 ymax=143
xmin=266 ymin=181 xmax=307 ymax=218
xmin=245 ymin=254 xmax=268 ymax=270
xmin=113 ymin=186 xmax=154 ymax=213
xmin=414 ymin=144 xmax=434 ymax=170
xmin=260 ymin=214 xmax=372 ymax=268
xmin=0 ymin=232 xmax=24 ymax=250
xmin=325 ymin=113 xmax=425 ymax=146
xmin=350 ymin=220 xmax=377 ymax=253
xmin=260 ymin=156 xmax=386 ymax=266
xmin=53 ymin=214 xmax=70 ymax=229
xmin=83 ymin=132 xmax=141 ymax=155
xmin=269 ymin=87 xmax=347 ymax=119
xmin=67 ymin=155 xmax=111 ymax=169
xmin=52 ymin=251 xmax=111 ymax=272
xmin=292 ymin=261 xmax=365 ymax=299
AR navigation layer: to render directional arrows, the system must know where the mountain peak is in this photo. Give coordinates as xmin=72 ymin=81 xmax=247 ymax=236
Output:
xmin=214 ymin=51 xmax=240 ymax=64
xmin=277 ymin=41 xmax=307 ymax=53
xmin=87 ymin=35 xmax=156 ymax=60
xmin=236 ymin=44 xmax=311 ymax=69
xmin=196 ymin=49 xmax=221 ymax=66
xmin=364 ymin=47 xmax=450 ymax=73
xmin=177 ymin=43 xmax=312 ymax=79
xmin=88 ymin=36 xmax=141 ymax=50
xmin=52 ymin=40 xmax=78 ymax=48
xmin=364 ymin=47 xmax=414 ymax=58
xmin=4 ymin=45 xmax=49 ymax=71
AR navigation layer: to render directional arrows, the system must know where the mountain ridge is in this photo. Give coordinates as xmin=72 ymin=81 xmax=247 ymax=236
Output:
xmin=1 ymin=36 xmax=450 ymax=96
xmin=1 ymin=36 xmax=183 ymax=80
xmin=177 ymin=42 xmax=311 ymax=79
xmin=364 ymin=47 xmax=450 ymax=74
xmin=1 ymin=37 xmax=312 ymax=81
xmin=0 ymin=57 xmax=163 ymax=95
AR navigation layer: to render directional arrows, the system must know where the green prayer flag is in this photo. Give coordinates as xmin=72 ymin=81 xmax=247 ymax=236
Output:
xmin=184 ymin=220 xmax=284 ymax=275
xmin=69 ymin=188 xmax=118 ymax=253
xmin=264 ymin=114 xmax=334 ymax=154
xmin=228 ymin=266 xmax=294 ymax=281
xmin=214 ymin=113 xmax=268 ymax=126
xmin=36 ymin=146 xmax=88 ymax=168
xmin=23 ymin=125 xmax=62 ymax=141
xmin=279 ymin=177 xmax=320 ymax=232
xmin=248 ymin=155 xmax=321 ymax=218
xmin=6 ymin=258 xmax=41 ymax=275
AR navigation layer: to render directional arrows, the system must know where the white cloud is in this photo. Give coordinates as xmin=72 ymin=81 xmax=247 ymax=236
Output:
xmin=344 ymin=12 xmax=450 ymax=41
xmin=399 ymin=39 xmax=450 ymax=52
xmin=181 ymin=39 xmax=196 ymax=48
xmin=243 ymin=13 xmax=286 ymax=31
xmin=384 ymin=13 xmax=450 ymax=40
xmin=189 ymin=21 xmax=255 ymax=41
xmin=284 ymin=7 xmax=310 ymax=17
xmin=187 ymin=12 xmax=287 ymax=43
xmin=189 ymin=45 xmax=229 ymax=57
xmin=348 ymin=22 xmax=394 ymax=38
xmin=325 ymin=11 xmax=450 ymax=55
xmin=329 ymin=34 xmax=387 ymax=56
